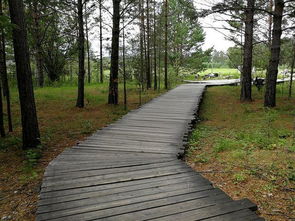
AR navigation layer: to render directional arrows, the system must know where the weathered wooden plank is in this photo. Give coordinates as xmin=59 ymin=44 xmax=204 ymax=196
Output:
xmin=93 ymin=195 xmax=231 ymax=221
xmin=47 ymin=158 xmax=173 ymax=168
xmin=53 ymin=152 xmax=175 ymax=161
xmin=38 ymin=183 xmax=215 ymax=215
xmin=80 ymin=137 xmax=180 ymax=147
xmin=38 ymin=189 xmax=228 ymax=221
xmin=74 ymin=144 xmax=178 ymax=154
xmin=43 ymin=161 xmax=186 ymax=180
xmin=39 ymin=175 xmax=211 ymax=205
xmin=40 ymin=172 xmax=199 ymax=199
xmin=41 ymin=166 xmax=194 ymax=191
xmin=45 ymin=159 xmax=175 ymax=175
xmin=148 ymin=199 xmax=258 ymax=221
xmin=204 ymin=209 xmax=259 ymax=221
xmin=87 ymin=134 xmax=181 ymax=143
xmin=90 ymin=130 xmax=181 ymax=138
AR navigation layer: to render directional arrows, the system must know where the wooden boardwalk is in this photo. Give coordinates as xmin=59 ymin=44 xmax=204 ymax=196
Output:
xmin=37 ymin=84 xmax=263 ymax=221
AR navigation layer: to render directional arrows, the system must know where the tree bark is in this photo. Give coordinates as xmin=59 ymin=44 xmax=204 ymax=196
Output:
xmin=0 ymin=5 xmax=5 ymax=137
xmin=240 ymin=0 xmax=255 ymax=102
xmin=122 ymin=12 xmax=127 ymax=110
xmin=146 ymin=0 xmax=151 ymax=89
xmin=268 ymin=0 xmax=273 ymax=47
xmin=164 ymin=0 xmax=168 ymax=89
xmin=158 ymin=33 xmax=161 ymax=91
xmin=264 ymin=0 xmax=284 ymax=107
xmin=108 ymin=0 xmax=121 ymax=105
xmin=99 ymin=0 xmax=103 ymax=83
xmin=85 ymin=2 xmax=91 ymax=84
xmin=153 ymin=0 xmax=157 ymax=91
xmin=288 ymin=41 xmax=295 ymax=98
xmin=8 ymin=0 xmax=40 ymax=149
xmin=140 ymin=0 xmax=145 ymax=91
xmin=0 ymin=82 xmax=4 ymax=137
xmin=0 ymin=0 xmax=12 ymax=132
xmin=32 ymin=0 xmax=44 ymax=87
xmin=76 ymin=0 xmax=85 ymax=108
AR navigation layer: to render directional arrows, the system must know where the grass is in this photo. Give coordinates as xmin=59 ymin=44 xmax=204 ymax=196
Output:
xmin=187 ymin=83 xmax=295 ymax=221
xmin=184 ymin=67 xmax=290 ymax=81
xmin=184 ymin=68 xmax=241 ymax=80
xmin=199 ymin=68 xmax=241 ymax=77
xmin=0 ymin=82 xmax=166 ymax=220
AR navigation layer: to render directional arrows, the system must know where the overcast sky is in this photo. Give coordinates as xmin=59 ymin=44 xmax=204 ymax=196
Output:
xmin=89 ymin=0 xmax=234 ymax=56
xmin=199 ymin=16 xmax=235 ymax=51
xmin=193 ymin=0 xmax=234 ymax=51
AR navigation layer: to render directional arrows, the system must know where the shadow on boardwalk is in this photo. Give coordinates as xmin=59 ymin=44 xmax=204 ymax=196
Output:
xmin=37 ymin=84 xmax=263 ymax=221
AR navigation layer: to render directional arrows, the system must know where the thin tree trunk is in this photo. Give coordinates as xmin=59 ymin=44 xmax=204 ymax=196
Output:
xmin=240 ymin=0 xmax=255 ymax=102
xmin=146 ymin=0 xmax=151 ymax=89
xmin=288 ymin=41 xmax=295 ymax=98
xmin=153 ymin=0 xmax=157 ymax=90
xmin=143 ymin=8 xmax=147 ymax=88
xmin=76 ymin=0 xmax=85 ymax=108
xmin=0 ymin=82 xmax=4 ymax=137
xmin=85 ymin=2 xmax=91 ymax=84
xmin=8 ymin=0 xmax=40 ymax=149
xmin=108 ymin=0 xmax=121 ymax=104
xmin=0 ymin=0 xmax=12 ymax=132
xmin=32 ymin=0 xmax=44 ymax=87
xmin=164 ymin=0 xmax=168 ymax=89
xmin=140 ymin=0 xmax=145 ymax=91
xmin=122 ymin=12 xmax=127 ymax=110
xmin=139 ymin=0 xmax=144 ymax=104
xmin=264 ymin=0 xmax=284 ymax=107
xmin=158 ymin=34 xmax=161 ymax=91
xmin=99 ymin=0 xmax=103 ymax=83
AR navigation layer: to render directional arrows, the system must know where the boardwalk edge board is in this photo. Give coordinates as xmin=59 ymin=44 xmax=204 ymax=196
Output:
xmin=37 ymin=83 xmax=263 ymax=221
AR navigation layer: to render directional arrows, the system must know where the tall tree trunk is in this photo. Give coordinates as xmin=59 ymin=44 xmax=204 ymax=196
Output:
xmin=268 ymin=0 xmax=273 ymax=46
xmin=139 ymin=0 xmax=144 ymax=102
xmin=0 ymin=83 xmax=4 ymax=137
xmin=143 ymin=6 xmax=147 ymax=88
xmin=158 ymin=33 xmax=161 ymax=91
xmin=164 ymin=0 xmax=168 ymax=89
xmin=0 ymin=3 xmax=4 ymax=137
xmin=76 ymin=0 xmax=85 ymax=108
xmin=288 ymin=41 xmax=295 ymax=98
xmin=85 ymin=2 xmax=91 ymax=84
xmin=264 ymin=0 xmax=284 ymax=107
xmin=108 ymin=0 xmax=121 ymax=105
xmin=8 ymin=0 xmax=40 ymax=149
xmin=32 ymin=0 xmax=44 ymax=87
xmin=153 ymin=0 xmax=157 ymax=90
xmin=240 ymin=0 xmax=255 ymax=102
xmin=140 ymin=0 xmax=145 ymax=91
xmin=122 ymin=12 xmax=127 ymax=109
xmin=146 ymin=0 xmax=151 ymax=89
xmin=99 ymin=0 xmax=103 ymax=83
xmin=0 ymin=0 xmax=12 ymax=132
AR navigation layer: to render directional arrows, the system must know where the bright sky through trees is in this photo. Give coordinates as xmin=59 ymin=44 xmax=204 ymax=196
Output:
xmin=89 ymin=0 xmax=235 ymax=56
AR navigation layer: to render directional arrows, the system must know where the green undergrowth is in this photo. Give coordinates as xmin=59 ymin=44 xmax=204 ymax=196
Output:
xmin=186 ymin=84 xmax=295 ymax=220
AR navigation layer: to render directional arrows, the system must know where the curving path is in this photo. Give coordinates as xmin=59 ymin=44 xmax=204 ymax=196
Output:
xmin=37 ymin=84 xmax=263 ymax=221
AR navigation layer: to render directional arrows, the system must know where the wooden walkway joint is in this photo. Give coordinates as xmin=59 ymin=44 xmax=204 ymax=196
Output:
xmin=37 ymin=84 xmax=263 ymax=221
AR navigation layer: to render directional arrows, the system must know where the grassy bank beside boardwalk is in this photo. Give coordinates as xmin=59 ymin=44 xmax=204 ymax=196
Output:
xmin=187 ymin=84 xmax=295 ymax=221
